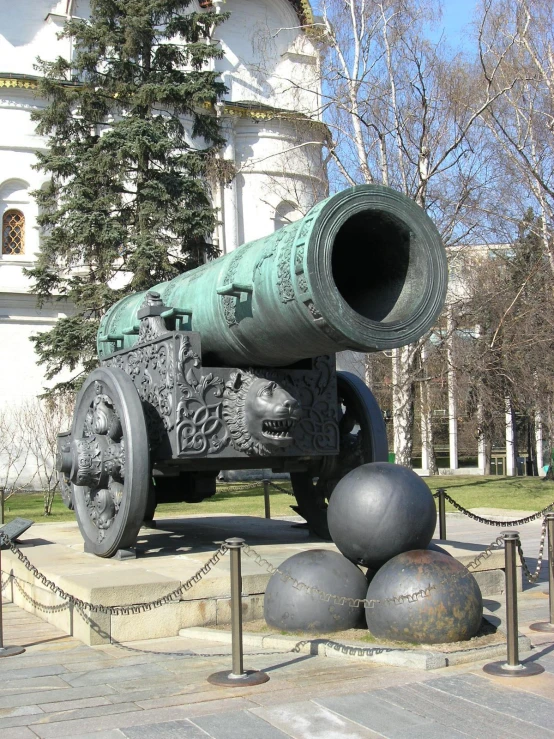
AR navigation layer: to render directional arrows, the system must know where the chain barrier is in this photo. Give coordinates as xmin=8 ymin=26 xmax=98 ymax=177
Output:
xmin=111 ymin=638 xmax=300 ymax=660
xmin=266 ymin=480 xmax=295 ymax=497
xmin=242 ymin=535 xmax=506 ymax=611
xmin=216 ymin=479 xmax=294 ymax=497
xmin=1 ymin=522 xmax=537 ymax=656
xmin=1 ymin=573 xmax=10 ymax=592
xmin=467 ymin=534 xmax=507 ymax=571
xmin=12 ymin=576 xmax=71 ymax=614
xmin=0 ymin=527 xmax=506 ymax=623
xmin=517 ymin=518 xmax=548 ymax=583
xmin=0 ymin=531 xmax=228 ymax=616
xmin=220 ymin=481 xmax=554 ymax=527
xmin=433 ymin=489 xmax=554 ymax=527
xmin=215 ymin=481 xmax=268 ymax=494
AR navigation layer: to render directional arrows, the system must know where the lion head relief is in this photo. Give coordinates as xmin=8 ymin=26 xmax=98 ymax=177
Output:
xmin=222 ymin=371 xmax=301 ymax=455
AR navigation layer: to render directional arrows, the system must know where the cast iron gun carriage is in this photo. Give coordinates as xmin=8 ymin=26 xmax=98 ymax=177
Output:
xmin=57 ymin=185 xmax=447 ymax=557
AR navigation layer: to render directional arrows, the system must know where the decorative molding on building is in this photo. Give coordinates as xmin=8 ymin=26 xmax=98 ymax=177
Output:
xmin=289 ymin=0 xmax=314 ymax=26
xmin=45 ymin=13 xmax=67 ymax=23
xmin=0 ymin=74 xmax=326 ymax=136
xmin=199 ymin=0 xmax=314 ymax=26
xmin=207 ymin=100 xmax=329 ymax=139
xmin=0 ymin=75 xmax=39 ymax=90
xmin=281 ymin=51 xmax=317 ymax=65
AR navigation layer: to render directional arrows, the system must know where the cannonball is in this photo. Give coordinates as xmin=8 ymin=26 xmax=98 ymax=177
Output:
xmin=328 ymin=462 xmax=436 ymax=570
xmin=365 ymin=550 xmax=483 ymax=644
xmin=264 ymin=550 xmax=367 ymax=633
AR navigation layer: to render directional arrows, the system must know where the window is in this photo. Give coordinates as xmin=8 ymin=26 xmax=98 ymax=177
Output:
xmin=2 ymin=209 xmax=24 ymax=255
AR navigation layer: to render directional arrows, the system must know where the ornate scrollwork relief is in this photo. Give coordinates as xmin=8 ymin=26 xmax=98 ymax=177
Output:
xmin=221 ymin=242 xmax=256 ymax=326
xmin=175 ymin=336 xmax=230 ymax=455
xmin=73 ymin=437 xmax=105 ymax=488
xmin=137 ymin=291 xmax=169 ymax=344
xmin=69 ymin=386 xmax=128 ymax=542
xmin=286 ymin=356 xmax=339 ymax=454
xmin=103 ymin=338 xmax=175 ymax=451
xmin=276 ymin=228 xmax=297 ymax=303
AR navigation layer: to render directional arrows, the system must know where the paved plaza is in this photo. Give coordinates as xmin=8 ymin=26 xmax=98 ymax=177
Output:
xmin=1 ymin=511 xmax=553 ymax=738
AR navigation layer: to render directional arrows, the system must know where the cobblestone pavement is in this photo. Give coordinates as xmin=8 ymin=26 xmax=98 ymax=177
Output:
xmin=1 ymin=512 xmax=553 ymax=738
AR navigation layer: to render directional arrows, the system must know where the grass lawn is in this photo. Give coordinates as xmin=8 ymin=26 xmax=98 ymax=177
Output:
xmin=3 ymin=475 xmax=554 ymax=526
xmin=1 ymin=484 xmax=294 ymax=524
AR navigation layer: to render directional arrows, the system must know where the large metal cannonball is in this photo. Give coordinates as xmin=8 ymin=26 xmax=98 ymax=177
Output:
xmin=327 ymin=462 xmax=436 ymax=570
xmin=264 ymin=550 xmax=367 ymax=633
xmin=365 ymin=550 xmax=483 ymax=644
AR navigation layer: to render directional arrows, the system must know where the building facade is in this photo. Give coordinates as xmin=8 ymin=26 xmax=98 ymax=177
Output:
xmin=0 ymin=0 xmax=327 ymax=407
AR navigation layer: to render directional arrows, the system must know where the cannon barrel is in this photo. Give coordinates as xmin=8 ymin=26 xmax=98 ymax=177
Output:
xmin=98 ymin=185 xmax=447 ymax=366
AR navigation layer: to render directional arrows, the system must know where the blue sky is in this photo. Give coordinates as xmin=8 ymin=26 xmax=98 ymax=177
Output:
xmin=434 ymin=0 xmax=479 ymax=49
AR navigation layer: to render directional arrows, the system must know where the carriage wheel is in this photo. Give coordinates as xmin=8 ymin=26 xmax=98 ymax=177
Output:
xmin=56 ymin=432 xmax=75 ymax=510
xmin=290 ymin=371 xmax=388 ymax=539
xmin=59 ymin=474 xmax=75 ymax=510
xmin=68 ymin=367 xmax=150 ymax=557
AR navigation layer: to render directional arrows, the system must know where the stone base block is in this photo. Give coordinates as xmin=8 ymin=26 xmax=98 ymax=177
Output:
xmin=0 ymin=515 xmax=514 ymax=645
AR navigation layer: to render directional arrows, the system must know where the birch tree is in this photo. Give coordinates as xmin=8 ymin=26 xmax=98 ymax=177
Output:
xmin=313 ymin=0 xmax=506 ymax=466
xmin=477 ymin=0 xmax=554 ymax=276
xmin=454 ymin=215 xmax=554 ymax=475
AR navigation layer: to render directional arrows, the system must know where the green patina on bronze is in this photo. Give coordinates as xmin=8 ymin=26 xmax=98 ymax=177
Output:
xmin=98 ymin=184 xmax=447 ymax=367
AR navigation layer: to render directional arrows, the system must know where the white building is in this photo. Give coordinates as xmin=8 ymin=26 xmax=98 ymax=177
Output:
xmin=0 ymin=0 xmax=327 ymax=406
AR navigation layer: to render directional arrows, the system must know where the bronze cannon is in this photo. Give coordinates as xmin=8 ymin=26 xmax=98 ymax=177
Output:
xmin=57 ymin=184 xmax=447 ymax=557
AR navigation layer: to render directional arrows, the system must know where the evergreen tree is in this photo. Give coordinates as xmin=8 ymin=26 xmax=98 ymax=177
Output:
xmin=27 ymin=0 xmax=228 ymax=391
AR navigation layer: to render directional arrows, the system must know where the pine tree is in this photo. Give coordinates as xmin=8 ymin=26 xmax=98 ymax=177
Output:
xmin=27 ymin=0 xmax=229 ymax=391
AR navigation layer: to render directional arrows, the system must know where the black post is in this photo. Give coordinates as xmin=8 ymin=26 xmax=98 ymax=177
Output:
xmin=0 ymin=535 xmax=25 ymax=658
xmin=1 ymin=488 xmax=4 ymax=526
xmin=505 ymin=532 xmax=519 ymax=667
xmin=263 ymin=480 xmax=271 ymax=519
xmin=208 ymin=538 xmax=269 ymax=686
xmin=483 ymin=532 xmax=544 ymax=676
xmin=530 ymin=513 xmax=554 ymax=633
xmin=437 ymin=488 xmax=447 ymax=541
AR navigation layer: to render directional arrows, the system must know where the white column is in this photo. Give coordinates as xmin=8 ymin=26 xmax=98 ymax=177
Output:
xmin=535 ymin=409 xmax=544 ymax=474
xmin=221 ymin=120 xmax=239 ymax=254
xmin=475 ymin=325 xmax=486 ymax=473
xmin=420 ymin=341 xmax=430 ymax=472
xmin=447 ymin=311 xmax=458 ymax=470
xmin=211 ymin=4 xmax=237 ymax=255
xmin=505 ymin=397 xmax=516 ymax=476
xmin=477 ymin=400 xmax=487 ymax=472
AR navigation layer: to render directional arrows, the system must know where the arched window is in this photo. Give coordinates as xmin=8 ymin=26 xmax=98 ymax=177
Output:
xmin=2 ymin=209 xmax=25 ymax=255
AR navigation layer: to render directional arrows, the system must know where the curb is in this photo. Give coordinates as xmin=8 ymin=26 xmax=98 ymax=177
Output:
xmin=178 ymin=626 xmax=533 ymax=671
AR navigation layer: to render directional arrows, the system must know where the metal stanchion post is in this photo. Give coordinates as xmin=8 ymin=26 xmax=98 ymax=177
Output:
xmin=208 ymin=538 xmax=269 ymax=686
xmin=483 ymin=532 xmax=543 ymax=677
xmin=438 ymin=488 xmax=447 ymax=541
xmin=530 ymin=513 xmax=554 ymax=632
xmin=0 ymin=536 xmax=25 ymax=658
xmin=263 ymin=480 xmax=271 ymax=519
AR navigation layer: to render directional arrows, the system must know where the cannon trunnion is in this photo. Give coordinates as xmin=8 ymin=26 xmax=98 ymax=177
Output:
xmin=57 ymin=185 xmax=447 ymax=557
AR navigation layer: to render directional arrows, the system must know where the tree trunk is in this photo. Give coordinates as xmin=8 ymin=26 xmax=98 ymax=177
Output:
xmin=392 ymin=344 xmax=416 ymax=467
xmin=419 ymin=341 xmax=438 ymax=474
xmin=484 ymin=438 xmax=492 ymax=475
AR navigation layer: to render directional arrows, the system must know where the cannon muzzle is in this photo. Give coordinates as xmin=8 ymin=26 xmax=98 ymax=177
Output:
xmin=98 ymin=185 xmax=447 ymax=366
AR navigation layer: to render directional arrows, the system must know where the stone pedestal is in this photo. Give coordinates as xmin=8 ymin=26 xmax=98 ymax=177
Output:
xmin=1 ymin=515 xmax=516 ymax=645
